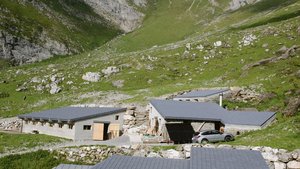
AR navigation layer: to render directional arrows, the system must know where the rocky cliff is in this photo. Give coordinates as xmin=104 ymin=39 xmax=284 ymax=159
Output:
xmin=0 ymin=0 xmax=121 ymax=65
xmin=83 ymin=0 xmax=146 ymax=33
xmin=0 ymin=30 xmax=70 ymax=65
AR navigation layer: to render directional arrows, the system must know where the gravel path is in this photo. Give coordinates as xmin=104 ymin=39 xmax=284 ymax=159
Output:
xmin=0 ymin=134 xmax=141 ymax=158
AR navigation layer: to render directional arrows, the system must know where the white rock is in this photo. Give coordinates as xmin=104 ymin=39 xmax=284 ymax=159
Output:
xmin=147 ymin=152 xmax=161 ymax=158
xmin=262 ymin=152 xmax=279 ymax=162
xmin=102 ymin=66 xmax=119 ymax=76
xmin=49 ymin=83 xmax=61 ymax=94
xmin=214 ymin=41 xmax=222 ymax=47
xmin=186 ymin=43 xmax=191 ymax=51
xmin=161 ymin=149 xmax=182 ymax=159
xmin=274 ymin=162 xmax=287 ymax=169
xmin=287 ymin=161 xmax=300 ymax=169
xmin=183 ymin=144 xmax=192 ymax=152
xmin=82 ymin=72 xmax=100 ymax=82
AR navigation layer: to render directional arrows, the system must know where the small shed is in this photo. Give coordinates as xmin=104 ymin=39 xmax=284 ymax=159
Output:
xmin=18 ymin=107 xmax=126 ymax=140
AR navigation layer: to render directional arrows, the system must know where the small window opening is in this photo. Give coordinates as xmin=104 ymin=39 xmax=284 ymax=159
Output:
xmin=83 ymin=125 xmax=91 ymax=130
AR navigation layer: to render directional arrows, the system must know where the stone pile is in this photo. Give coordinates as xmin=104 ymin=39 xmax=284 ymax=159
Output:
xmin=55 ymin=146 xmax=129 ymax=164
xmin=229 ymin=87 xmax=262 ymax=103
xmin=123 ymin=106 xmax=149 ymax=134
xmin=0 ymin=118 xmax=22 ymax=131
xmin=54 ymin=144 xmax=300 ymax=169
xmin=82 ymin=72 xmax=101 ymax=82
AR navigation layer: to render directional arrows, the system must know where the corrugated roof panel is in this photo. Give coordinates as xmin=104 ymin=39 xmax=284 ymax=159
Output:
xmin=18 ymin=107 xmax=126 ymax=122
xmin=91 ymin=155 xmax=189 ymax=169
xmin=190 ymin=148 xmax=269 ymax=169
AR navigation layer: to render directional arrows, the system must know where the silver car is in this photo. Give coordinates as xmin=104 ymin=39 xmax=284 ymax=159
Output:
xmin=192 ymin=130 xmax=234 ymax=144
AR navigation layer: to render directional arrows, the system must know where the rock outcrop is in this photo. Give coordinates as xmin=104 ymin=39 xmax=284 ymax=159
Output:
xmin=0 ymin=30 xmax=70 ymax=65
xmin=229 ymin=0 xmax=260 ymax=10
xmin=83 ymin=0 xmax=145 ymax=32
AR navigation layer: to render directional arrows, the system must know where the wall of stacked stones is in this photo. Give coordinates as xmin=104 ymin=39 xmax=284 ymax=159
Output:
xmin=55 ymin=144 xmax=300 ymax=169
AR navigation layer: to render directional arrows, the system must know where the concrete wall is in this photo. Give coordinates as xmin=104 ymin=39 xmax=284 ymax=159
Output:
xmin=21 ymin=111 xmax=125 ymax=140
xmin=22 ymin=120 xmax=75 ymax=139
xmin=74 ymin=112 xmax=125 ymax=141
xmin=225 ymin=124 xmax=261 ymax=135
xmin=149 ymin=103 xmax=166 ymax=132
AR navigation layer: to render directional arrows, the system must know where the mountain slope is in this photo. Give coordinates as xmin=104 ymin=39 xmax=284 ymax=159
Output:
xmin=0 ymin=0 xmax=121 ymax=64
xmin=0 ymin=0 xmax=300 ymax=150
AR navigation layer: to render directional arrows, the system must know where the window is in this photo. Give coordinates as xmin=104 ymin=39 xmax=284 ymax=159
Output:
xmin=59 ymin=123 xmax=63 ymax=128
xmin=83 ymin=125 xmax=91 ymax=130
xmin=115 ymin=115 xmax=119 ymax=120
xmin=25 ymin=120 xmax=28 ymax=124
xmin=69 ymin=124 xmax=74 ymax=129
xmin=211 ymin=130 xmax=220 ymax=135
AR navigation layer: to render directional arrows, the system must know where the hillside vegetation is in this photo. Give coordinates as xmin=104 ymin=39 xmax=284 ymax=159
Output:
xmin=0 ymin=0 xmax=300 ymax=150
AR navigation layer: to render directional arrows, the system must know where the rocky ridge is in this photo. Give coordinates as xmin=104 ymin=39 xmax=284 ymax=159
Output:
xmin=83 ymin=0 xmax=145 ymax=33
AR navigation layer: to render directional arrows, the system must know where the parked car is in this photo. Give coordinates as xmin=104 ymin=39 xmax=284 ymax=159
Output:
xmin=192 ymin=130 xmax=234 ymax=144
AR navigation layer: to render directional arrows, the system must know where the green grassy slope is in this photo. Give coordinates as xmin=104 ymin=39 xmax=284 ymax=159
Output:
xmin=0 ymin=0 xmax=121 ymax=52
xmin=0 ymin=0 xmax=300 ymax=150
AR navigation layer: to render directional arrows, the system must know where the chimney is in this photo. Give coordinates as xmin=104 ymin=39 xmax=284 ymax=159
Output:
xmin=219 ymin=93 xmax=223 ymax=107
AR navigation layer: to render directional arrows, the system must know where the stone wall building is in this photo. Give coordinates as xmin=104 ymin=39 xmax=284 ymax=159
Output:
xmin=18 ymin=107 xmax=126 ymax=140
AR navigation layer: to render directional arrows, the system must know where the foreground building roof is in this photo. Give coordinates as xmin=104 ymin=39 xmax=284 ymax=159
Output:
xmin=150 ymin=99 xmax=275 ymax=126
xmin=91 ymin=155 xmax=189 ymax=169
xmin=18 ymin=107 xmax=126 ymax=122
xmin=190 ymin=148 xmax=269 ymax=169
xmin=175 ymin=89 xmax=229 ymax=98
xmin=54 ymin=148 xmax=269 ymax=169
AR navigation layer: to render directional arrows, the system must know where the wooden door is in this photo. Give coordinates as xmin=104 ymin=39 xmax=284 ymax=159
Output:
xmin=108 ymin=123 xmax=120 ymax=139
xmin=93 ymin=123 xmax=104 ymax=140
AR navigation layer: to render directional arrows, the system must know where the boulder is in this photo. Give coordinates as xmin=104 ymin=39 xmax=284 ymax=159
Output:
xmin=214 ymin=41 xmax=222 ymax=47
xmin=82 ymin=72 xmax=100 ymax=82
xmin=287 ymin=161 xmax=300 ymax=169
xmin=279 ymin=153 xmax=293 ymax=163
xmin=102 ymin=66 xmax=119 ymax=76
xmin=147 ymin=152 xmax=161 ymax=158
xmin=262 ymin=152 xmax=279 ymax=162
xmin=161 ymin=149 xmax=183 ymax=159
xmin=283 ymin=97 xmax=300 ymax=116
xmin=274 ymin=162 xmax=286 ymax=169
xmin=49 ymin=83 xmax=61 ymax=94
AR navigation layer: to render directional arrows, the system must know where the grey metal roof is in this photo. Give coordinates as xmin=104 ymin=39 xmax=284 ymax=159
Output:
xmin=53 ymin=164 xmax=93 ymax=169
xmin=175 ymin=89 xmax=229 ymax=98
xmin=150 ymin=100 xmax=227 ymax=122
xmin=190 ymin=148 xmax=269 ymax=169
xmin=150 ymin=100 xmax=276 ymax=126
xmin=91 ymin=155 xmax=189 ymax=169
xmin=224 ymin=111 xmax=276 ymax=126
xmin=18 ymin=107 xmax=126 ymax=122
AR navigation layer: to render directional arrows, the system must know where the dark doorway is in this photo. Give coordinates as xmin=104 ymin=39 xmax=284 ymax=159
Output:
xmin=166 ymin=123 xmax=195 ymax=144
xmin=103 ymin=123 xmax=109 ymax=140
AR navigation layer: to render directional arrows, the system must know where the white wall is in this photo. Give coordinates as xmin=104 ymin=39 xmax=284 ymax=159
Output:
xmin=22 ymin=120 xmax=75 ymax=139
xmin=148 ymin=103 xmax=166 ymax=132
xmin=74 ymin=112 xmax=125 ymax=141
